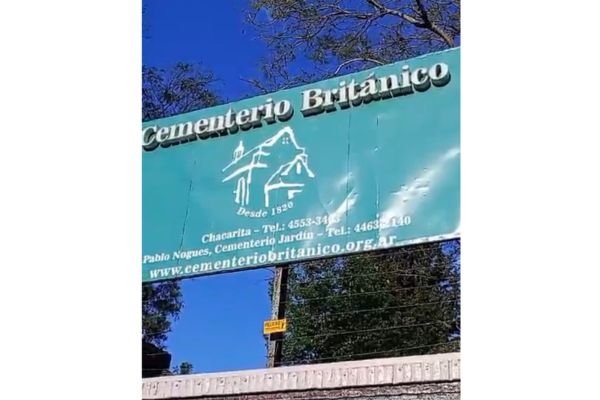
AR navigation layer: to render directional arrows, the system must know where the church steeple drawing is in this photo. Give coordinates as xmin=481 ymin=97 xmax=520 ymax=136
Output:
xmin=233 ymin=140 xmax=244 ymax=162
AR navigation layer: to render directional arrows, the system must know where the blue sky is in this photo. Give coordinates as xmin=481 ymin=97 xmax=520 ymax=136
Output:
xmin=143 ymin=0 xmax=266 ymax=102
xmin=143 ymin=0 xmax=275 ymax=373
xmin=166 ymin=269 xmax=274 ymax=372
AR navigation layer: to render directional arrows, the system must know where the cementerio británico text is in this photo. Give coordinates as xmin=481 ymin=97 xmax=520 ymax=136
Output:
xmin=141 ymin=62 xmax=450 ymax=151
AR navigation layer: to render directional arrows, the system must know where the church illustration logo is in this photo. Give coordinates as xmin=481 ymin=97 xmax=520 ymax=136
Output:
xmin=222 ymin=126 xmax=315 ymax=217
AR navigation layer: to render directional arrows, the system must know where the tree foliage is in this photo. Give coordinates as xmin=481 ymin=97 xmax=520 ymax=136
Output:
xmin=142 ymin=281 xmax=183 ymax=348
xmin=143 ymin=62 xmax=220 ymax=121
xmin=247 ymin=0 xmax=460 ymax=91
xmin=280 ymin=241 xmax=460 ymax=365
xmin=172 ymin=361 xmax=194 ymax=375
xmin=142 ymin=62 xmax=220 ymax=349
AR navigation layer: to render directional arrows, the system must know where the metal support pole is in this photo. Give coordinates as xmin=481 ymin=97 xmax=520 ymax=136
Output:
xmin=267 ymin=264 xmax=289 ymax=368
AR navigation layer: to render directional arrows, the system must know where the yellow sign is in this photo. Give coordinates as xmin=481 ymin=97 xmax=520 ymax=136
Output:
xmin=263 ymin=318 xmax=287 ymax=335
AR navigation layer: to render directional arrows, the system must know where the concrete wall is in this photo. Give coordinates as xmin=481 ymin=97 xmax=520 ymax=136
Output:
xmin=142 ymin=353 xmax=460 ymax=400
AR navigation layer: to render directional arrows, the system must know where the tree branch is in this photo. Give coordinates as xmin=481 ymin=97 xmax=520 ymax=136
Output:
xmin=428 ymin=22 xmax=455 ymax=47
xmin=366 ymin=0 xmax=425 ymax=27
xmin=414 ymin=0 xmax=455 ymax=47
xmin=366 ymin=0 xmax=455 ymax=47
xmin=333 ymin=57 xmax=385 ymax=75
xmin=240 ymin=76 xmax=271 ymax=94
xmin=414 ymin=0 xmax=430 ymax=24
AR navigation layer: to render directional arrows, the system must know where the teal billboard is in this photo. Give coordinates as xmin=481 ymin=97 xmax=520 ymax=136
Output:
xmin=142 ymin=48 xmax=460 ymax=282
